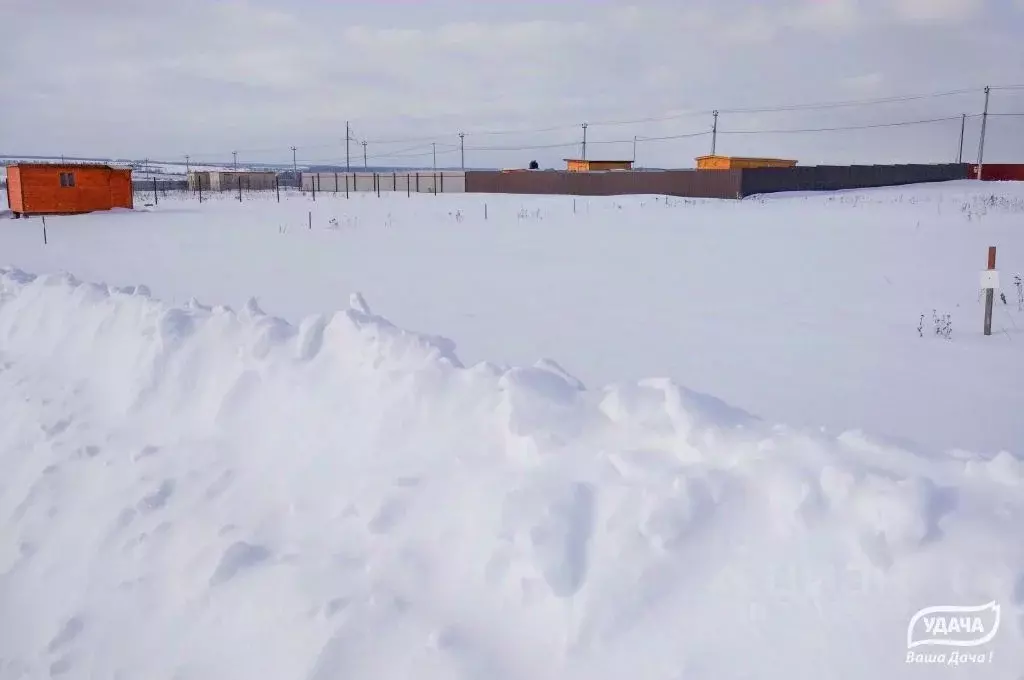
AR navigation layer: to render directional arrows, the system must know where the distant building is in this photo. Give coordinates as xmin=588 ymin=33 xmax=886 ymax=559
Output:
xmin=188 ymin=170 xmax=277 ymax=191
xmin=5 ymin=163 xmax=132 ymax=217
xmin=695 ymin=155 xmax=798 ymax=170
xmin=564 ymin=159 xmax=634 ymax=172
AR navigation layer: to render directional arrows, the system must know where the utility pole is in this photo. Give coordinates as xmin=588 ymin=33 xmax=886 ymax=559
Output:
xmin=976 ymin=86 xmax=990 ymax=180
xmin=459 ymin=132 xmax=465 ymax=170
xmin=711 ymin=110 xmax=719 ymax=156
xmin=345 ymin=121 xmax=351 ymax=171
xmin=362 ymin=140 xmax=368 ymax=168
xmin=185 ymin=154 xmax=190 ymax=175
xmin=958 ymin=114 xmax=966 ymax=163
xmin=432 ymin=142 xmax=437 ymax=169
xmin=290 ymin=146 xmax=297 ymax=176
xmin=581 ymin=123 xmax=588 ymax=160
xmin=632 ymin=136 xmax=637 ymax=163
xmin=232 ymin=151 xmax=237 ymax=169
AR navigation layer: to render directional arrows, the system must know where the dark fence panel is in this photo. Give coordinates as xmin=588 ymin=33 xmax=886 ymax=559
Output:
xmin=740 ymin=164 xmax=971 ymax=196
xmin=465 ymin=170 xmax=743 ymax=199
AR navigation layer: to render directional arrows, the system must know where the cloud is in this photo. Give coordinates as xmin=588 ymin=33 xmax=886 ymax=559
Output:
xmin=891 ymin=0 xmax=985 ymax=22
xmin=0 ymin=0 xmax=1021 ymax=167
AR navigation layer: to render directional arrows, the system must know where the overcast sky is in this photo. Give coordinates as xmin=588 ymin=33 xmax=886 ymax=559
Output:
xmin=2 ymin=0 xmax=1023 ymax=169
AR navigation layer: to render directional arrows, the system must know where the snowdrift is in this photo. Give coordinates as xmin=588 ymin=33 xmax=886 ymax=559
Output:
xmin=0 ymin=267 xmax=1021 ymax=679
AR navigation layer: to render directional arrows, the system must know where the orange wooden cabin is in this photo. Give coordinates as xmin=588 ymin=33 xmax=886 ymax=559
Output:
xmin=5 ymin=163 xmax=133 ymax=217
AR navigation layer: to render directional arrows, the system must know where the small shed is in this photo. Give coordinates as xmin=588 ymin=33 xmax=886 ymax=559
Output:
xmin=564 ymin=159 xmax=634 ymax=172
xmin=696 ymin=155 xmax=798 ymax=170
xmin=5 ymin=163 xmax=133 ymax=217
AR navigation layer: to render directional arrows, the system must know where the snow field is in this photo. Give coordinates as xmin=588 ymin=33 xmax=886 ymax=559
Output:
xmin=0 ymin=266 xmax=1022 ymax=679
xmin=2 ymin=182 xmax=1023 ymax=453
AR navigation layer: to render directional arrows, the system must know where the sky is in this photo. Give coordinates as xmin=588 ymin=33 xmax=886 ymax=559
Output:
xmin=2 ymin=0 xmax=1023 ymax=169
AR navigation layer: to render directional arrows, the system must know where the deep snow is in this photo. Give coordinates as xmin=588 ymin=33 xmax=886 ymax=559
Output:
xmin=1 ymin=182 xmax=1022 ymax=453
xmin=0 ymin=267 xmax=1021 ymax=679
xmin=1 ymin=182 xmax=1023 ymax=678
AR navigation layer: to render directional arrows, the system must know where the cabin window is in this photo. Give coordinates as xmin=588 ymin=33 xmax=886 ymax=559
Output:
xmin=59 ymin=172 xmax=76 ymax=187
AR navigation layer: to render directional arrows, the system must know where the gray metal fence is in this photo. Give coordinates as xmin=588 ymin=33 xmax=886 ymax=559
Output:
xmin=465 ymin=169 xmax=744 ymax=199
xmin=739 ymin=163 xmax=971 ymax=196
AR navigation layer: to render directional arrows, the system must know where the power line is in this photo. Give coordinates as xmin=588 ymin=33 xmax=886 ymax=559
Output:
xmin=720 ymin=115 xmax=965 ymax=135
xmin=714 ymin=88 xmax=981 ymax=114
xmin=636 ymin=130 xmax=711 ymax=142
xmin=356 ymin=85 xmax=1008 ymax=142
xmin=464 ymin=140 xmax=581 ymax=152
xmin=581 ymin=88 xmax=985 ymax=128
xmin=157 ymin=83 xmax=1024 ymax=164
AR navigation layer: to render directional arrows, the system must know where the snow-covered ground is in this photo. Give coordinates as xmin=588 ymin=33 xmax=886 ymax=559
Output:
xmin=2 ymin=182 xmax=1022 ymax=453
xmin=1 ymin=182 xmax=1022 ymax=679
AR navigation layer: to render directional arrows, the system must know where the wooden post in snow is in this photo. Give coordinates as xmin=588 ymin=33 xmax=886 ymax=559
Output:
xmin=308 ymin=210 xmax=312 ymax=230
xmin=982 ymin=246 xmax=998 ymax=336
xmin=42 ymin=215 xmax=48 ymax=245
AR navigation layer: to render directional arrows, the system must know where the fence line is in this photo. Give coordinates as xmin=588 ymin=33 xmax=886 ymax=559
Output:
xmin=129 ymin=163 xmax=1000 ymax=203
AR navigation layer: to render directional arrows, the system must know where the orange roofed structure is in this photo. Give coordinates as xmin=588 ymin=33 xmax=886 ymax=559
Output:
xmin=5 ymin=163 xmax=133 ymax=217
xmin=696 ymin=155 xmax=798 ymax=170
xmin=564 ymin=158 xmax=634 ymax=172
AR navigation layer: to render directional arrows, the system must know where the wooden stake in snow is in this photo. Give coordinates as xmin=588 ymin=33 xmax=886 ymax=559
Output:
xmin=982 ymin=246 xmax=998 ymax=336
xmin=308 ymin=211 xmax=312 ymax=230
xmin=42 ymin=215 xmax=47 ymax=245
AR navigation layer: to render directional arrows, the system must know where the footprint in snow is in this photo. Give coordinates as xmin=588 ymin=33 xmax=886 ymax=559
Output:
xmin=47 ymin=616 xmax=84 ymax=653
xmin=209 ymin=541 xmax=272 ymax=586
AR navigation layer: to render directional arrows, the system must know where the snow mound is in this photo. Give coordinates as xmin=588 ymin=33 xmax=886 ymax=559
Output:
xmin=0 ymin=266 xmax=1021 ymax=679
